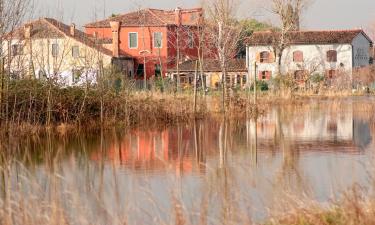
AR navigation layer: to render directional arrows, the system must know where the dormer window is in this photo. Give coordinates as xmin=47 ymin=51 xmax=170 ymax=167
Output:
xmin=293 ymin=51 xmax=303 ymax=62
xmin=327 ymin=50 xmax=337 ymax=62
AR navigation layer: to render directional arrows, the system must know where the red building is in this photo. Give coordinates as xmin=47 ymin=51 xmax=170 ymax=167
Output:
xmin=84 ymin=8 xmax=204 ymax=79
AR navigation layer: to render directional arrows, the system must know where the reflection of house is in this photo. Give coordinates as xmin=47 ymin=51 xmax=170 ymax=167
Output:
xmin=84 ymin=8 xmax=203 ymax=78
xmin=246 ymin=30 xmax=373 ymax=80
xmin=167 ymin=59 xmax=247 ymax=89
xmin=90 ymin=128 xmax=207 ymax=175
xmin=3 ymin=18 xmax=133 ymax=86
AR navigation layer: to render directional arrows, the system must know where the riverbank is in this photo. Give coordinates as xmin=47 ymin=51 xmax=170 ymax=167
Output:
xmin=1 ymin=79 xmax=374 ymax=136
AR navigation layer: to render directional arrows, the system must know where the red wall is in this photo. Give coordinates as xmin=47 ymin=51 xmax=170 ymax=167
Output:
xmin=85 ymin=25 xmax=201 ymax=79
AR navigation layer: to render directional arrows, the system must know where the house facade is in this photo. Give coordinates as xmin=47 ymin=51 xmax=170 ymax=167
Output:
xmin=3 ymin=18 xmax=133 ymax=86
xmin=167 ymin=59 xmax=247 ymax=89
xmin=84 ymin=8 xmax=204 ymax=79
xmin=246 ymin=30 xmax=373 ymax=81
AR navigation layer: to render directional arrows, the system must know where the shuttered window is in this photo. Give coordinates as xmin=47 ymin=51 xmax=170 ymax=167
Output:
xmin=326 ymin=69 xmax=336 ymax=79
xmin=72 ymin=46 xmax=79 ymax=58
xmin=293 ymin=51 xmax=303 ymax=62
xmin=153 ymin=32 xmax=162 ymax=48
xmin=294 ymin=70 xmax=305 ymax=81
xmin=260 ymin=51 xmax=270 ymax=63
xmin=129 ymin=32 xmax=138 ymax=49
xmin=258 ymin=71 xmax=272 ymax=80
xmin=11 ymin=44 xmax=23 ymax=56
xmin=52 ymin=44 xmax=59 ymax=57
xmin=327 ymin=50 xmax=337 ymax=62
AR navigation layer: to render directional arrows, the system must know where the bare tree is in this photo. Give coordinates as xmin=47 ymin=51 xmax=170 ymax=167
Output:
xmin=270 ymin=0 xmax=312 ymax=74
xmin=203 ymin=0 xmax=242 ymax=112
xmin=0 ymin=0 xmax=33 ymax=125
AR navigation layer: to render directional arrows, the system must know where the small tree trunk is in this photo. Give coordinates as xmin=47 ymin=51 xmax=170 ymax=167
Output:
xmin=194 ymin=60 xmax=198 ymax=114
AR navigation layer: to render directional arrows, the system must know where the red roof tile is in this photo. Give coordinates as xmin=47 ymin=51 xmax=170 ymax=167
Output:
xmin=84 ymin=8 xmax=203 ymax=28
xmin=246 ymin=29 xmax=373 ymax=46
xmin=7 ymin=18 xmax=131 ymax=58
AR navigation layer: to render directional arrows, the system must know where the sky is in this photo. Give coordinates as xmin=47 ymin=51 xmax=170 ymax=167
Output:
xmin=34 ymin=0 xmax=375 ymax=31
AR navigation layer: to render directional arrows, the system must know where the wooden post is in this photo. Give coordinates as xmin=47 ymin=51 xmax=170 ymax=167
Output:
xmin=143 ymin=56 xmax=147 ymax=90
xmin=254 ymin=62 xmax=257 ymax=105
xmin=0 ymin=58 xmax=3 ymax=123
xmin=194 ymin=60 xmax=198 ymax=114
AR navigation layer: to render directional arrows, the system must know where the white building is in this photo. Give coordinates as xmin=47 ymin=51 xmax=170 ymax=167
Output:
xmin=2 ymin=18 xmax=134 ymax=86
xmin=246 ymin=30 xmax=373 ymax=81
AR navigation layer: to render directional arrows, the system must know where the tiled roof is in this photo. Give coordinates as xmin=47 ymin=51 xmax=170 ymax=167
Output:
xmin=168 ymin=59 xmax=247 ymax=72
xmin=84 ymin=8 xmax=203 ymax=28
xmin=246 ymin=29 xmax=373 ymax=46
xmin=7 ymin=18 xmax=131 ymax=58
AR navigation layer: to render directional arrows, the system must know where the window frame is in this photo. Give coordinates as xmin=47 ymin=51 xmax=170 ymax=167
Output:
xmin=129 ymin=32 xmax=138 ymax=49
xmin=326 ymin=50 xmax=337 ymax=62
xmin=259 ymin=51 xmax=270 ymax=63
xmin=11 ymin=44 xmax=23 ymax=56
xmin=72 ymin=45 xmax=80 ymax=58
xmin=153 ymin=32 xmax=163 ymax=49
xmin=293 ymin=50 xmax=304 ymax=62
xmin=52 ymin=43 xmax=59 ymax=58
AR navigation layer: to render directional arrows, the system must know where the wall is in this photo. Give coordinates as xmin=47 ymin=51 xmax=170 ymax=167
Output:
xmin=247 ymin=43 xmax=354 ymax=78
xmin=352 ymin=33 xmax=372 ymax=68
xmin=4 ymin=36 xmax=113 ymax=86
xmin=86 ymin=25 xmax=201 ymax=78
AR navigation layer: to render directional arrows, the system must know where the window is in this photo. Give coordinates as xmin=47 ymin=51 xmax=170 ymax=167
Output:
xmin=294 ymin=70 xmax=305 ymax=81
xmin=129 ymin=32 xmax=138 ymax=49
xmin=260 ymin=51 xmax=270 ymax=63
xmin=326 ymin=69 xmax=336 ymax=79
xmin=258 ymin=71 xmax=271 ymax=80
xmin=327 ymin=50 xmax=337 ymax=62
xmin=293 ymin=51 xmax=303 ymax=62
xmin=153 ymin=32 xmax=162 ymax=48
xmin=11 ymin=44 xmax=23 ymax=56
xmin=188 ymin=31 xmax=194 ymax=48
xmin=52 ymin=43 xmax=59 ymax=57
xmin=72 ymin=69 xmax=81 ymax=83
xmin=72 ymin=46 xmax=79 ymax=58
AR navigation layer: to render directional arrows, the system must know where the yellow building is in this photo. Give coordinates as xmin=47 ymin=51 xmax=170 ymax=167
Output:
xmin=167 ymin=59 xmax=248 ymax=89
xmin=3 ymin=18 xmax=134 ymax=86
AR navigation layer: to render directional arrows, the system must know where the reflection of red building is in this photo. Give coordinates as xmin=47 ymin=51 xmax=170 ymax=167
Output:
xmin=91 ymin=127 xmax=207 ymax=175
xmin=84 ymin=8 xmax=204 ymax=78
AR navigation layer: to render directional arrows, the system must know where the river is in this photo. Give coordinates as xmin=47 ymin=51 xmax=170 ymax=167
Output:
xmin=1 ymin=97 xmax=374 ymax=224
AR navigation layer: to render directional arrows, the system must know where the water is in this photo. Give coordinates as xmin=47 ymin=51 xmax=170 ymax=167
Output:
xmin=1 ymin=97 xmax=375 ymax=224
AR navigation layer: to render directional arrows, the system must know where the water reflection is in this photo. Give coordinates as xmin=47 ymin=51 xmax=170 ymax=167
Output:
xmin=1 ymin=98 xmax=375 ymax=224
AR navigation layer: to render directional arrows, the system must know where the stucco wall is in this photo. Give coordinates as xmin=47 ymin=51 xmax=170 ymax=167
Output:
xmin=352 ymin=33 xmax=372 ymax=68
xmin=247 ymin=43 xmax=354 ymax=78
xmin=3 ymin=36 xmax=114 ymax=86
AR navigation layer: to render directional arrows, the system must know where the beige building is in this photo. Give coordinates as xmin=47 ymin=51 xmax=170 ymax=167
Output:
xmin=2 ymin=18 xmax=134 ymax=86
xmin=167 ymin=59 xmax=248 ymax=89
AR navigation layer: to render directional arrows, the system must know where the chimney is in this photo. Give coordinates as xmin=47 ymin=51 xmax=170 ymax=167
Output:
xmin=70 ymin=23 xmax=76 ymax=36
xmin=24 ymin=24 xmax=32 ymax=39
xmin=110 ymin=21 xmax=120 ymax=58
xmin=175 ymin=7 xmax=182 ymax=26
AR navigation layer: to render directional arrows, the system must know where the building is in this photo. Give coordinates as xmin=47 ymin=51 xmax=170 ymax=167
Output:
xmin=167 ymin=59 xmax=247 ymax=89
xmin=246 ymin=30 xmax=373 ymax=81
xmin=3 ymin=18 xmax=134 ymax=86
xmin=84 ymin=8 xmax=204 ymax=79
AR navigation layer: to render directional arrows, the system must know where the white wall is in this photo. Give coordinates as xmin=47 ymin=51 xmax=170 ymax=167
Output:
xmin=3 ymin=36 xmax=114 ymax=86
xmin=352 ymin=33 xmax=372 ymax=68
xmin=247 ymin=43 xmax=354 ymax=78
